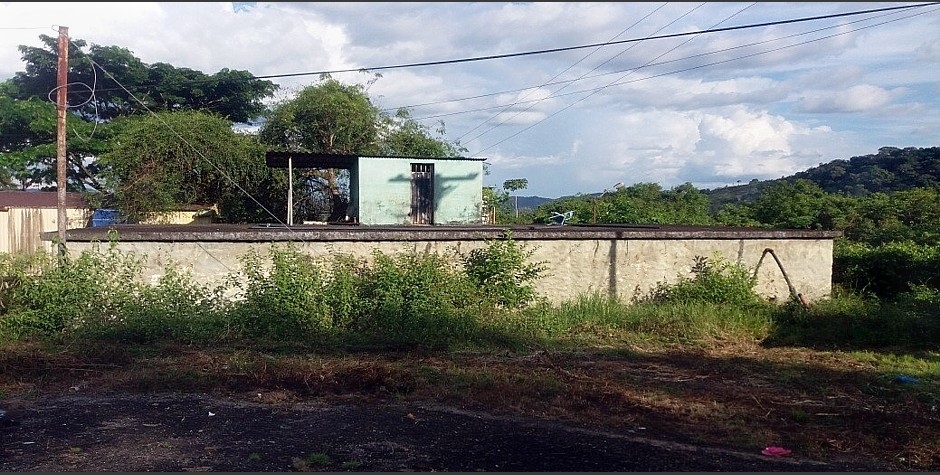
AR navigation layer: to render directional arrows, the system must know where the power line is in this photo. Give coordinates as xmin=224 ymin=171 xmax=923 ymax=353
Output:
xmin=409 ymin=3 xmax=912 ymax=122
xmin=472 ymin=5 xmax=940 ymax=156
xmin=251 ymin=2 xmax=939 ymax=80
xmin=460 ymin=2 xmax=729 ymax=146
xmin=463 ymin=2 xmax=756 ymax=146
xmin=19 ymin=3 xmax=937 ymax=100
xmin=453 ymin=2 xmax=670 ymax=144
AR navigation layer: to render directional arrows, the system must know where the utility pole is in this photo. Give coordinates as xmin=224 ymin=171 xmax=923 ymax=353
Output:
xmin=55 ymin=25 xmax=69 ymax=257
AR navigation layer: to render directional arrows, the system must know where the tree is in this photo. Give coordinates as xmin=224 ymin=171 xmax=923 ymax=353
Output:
xmin=482 ymin=186 xmax=509 ymax=223
xmin=97 ymin=110 xmax=274 ymax=222
xmin=7 ymin=34 xmax=278 ymax=123
xmin=749 ymin=179 xmax=832 ymax=229
xmin=258 ymin=76 xmax=464 ymax=222
xmin=502 ymin=178 xmax=528 ymax=217
xmin=379 ymin=109 xmax=465 ymax=157
xmin=1 ymin=34 xmax=279 ymax=195
xmin=530 ymin=182 xmax=714 ymax=226
xmin=0 ymin=85 xmax=111 ymax=192
xmin=259 ymin=77 xmax=381 ymax=221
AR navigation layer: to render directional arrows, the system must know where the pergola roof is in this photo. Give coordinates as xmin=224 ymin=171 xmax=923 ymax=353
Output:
xmin=264 ymin=152 xmax=486 ymax=169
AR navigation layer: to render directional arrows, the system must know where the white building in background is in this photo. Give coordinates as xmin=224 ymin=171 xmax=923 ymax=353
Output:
xmin=0 ymin=191 xmax=91 ymax=254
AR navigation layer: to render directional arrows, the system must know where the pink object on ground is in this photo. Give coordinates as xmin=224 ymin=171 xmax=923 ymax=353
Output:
xmin=761 ymin=446 xmax=792 ymax=456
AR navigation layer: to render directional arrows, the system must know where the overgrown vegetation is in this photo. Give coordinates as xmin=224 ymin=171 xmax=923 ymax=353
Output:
xmin=1 ymin=232 xmax=935 ymax=353
xmin=0 ymin=234 xmax=549 ymax=350
xmin=1 ymin=232 xmax=938 ymax=470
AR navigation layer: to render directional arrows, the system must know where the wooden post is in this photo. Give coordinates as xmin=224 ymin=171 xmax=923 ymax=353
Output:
xmin=55 ymin=25 xmax=69 ymax=257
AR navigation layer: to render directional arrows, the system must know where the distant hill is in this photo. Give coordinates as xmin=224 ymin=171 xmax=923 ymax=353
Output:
xmin=509 ymin=146 xmax=940 ymax=213
xmin=703 ymin=146 xmax=940 ymax=211
xmin=513 ymin=195 xmax=555 ymax=211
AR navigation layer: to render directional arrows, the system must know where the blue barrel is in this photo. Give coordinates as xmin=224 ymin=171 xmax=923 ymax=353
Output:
xmin=90 ymin=209 xmax=124 ymax=227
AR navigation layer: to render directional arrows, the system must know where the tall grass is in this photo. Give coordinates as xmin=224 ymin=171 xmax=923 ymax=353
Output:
xmin=510 ymin=254 xmax=776 ymax=348
xmin=766 ymin=286 xmax=940 ymax=350
xmin=511 ymin=294 xmax=773 ymax=346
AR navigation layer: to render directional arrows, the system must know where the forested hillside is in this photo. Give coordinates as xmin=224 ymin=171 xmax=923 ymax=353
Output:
xmin=704 ymin=146 xmax=940 ymax=210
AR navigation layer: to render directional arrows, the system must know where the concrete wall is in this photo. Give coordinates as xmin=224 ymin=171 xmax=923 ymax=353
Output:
xmin=356 ymin=157 xmax=483 ymax=225
xmin=50 ymin=226 xmax=836 ymax=305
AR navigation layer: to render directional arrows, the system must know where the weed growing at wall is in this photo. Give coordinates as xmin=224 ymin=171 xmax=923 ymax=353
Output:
xmin=636 ymin=255 xmax=764 ymax=307
xmin=461 ymin=231 xmax=547 ymax=309
xmin=105 ymin=263 xmax=229 ymax=344
xmin=352 ymin=249 xmax=481 ymax=348
xmin=0 ymin=242 xmax=145 ymax=339
xmin=218 ymin=239 xmax=544 ymax=348
xmin=227 ymin=243 xmax=334 ymax=341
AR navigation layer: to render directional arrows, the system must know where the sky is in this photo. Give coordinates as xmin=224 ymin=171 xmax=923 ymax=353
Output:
xmin=2 ymin=2 xmax=939 ymax=199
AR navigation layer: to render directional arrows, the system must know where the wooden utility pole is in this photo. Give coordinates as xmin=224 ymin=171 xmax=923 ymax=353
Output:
xmin=55 ymin=25 xmax=68 ymax=255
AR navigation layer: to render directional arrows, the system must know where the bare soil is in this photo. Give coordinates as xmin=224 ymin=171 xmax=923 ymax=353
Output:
xmin=0 ymin=392 xmax=878 ymax=472
xmin=0 ymin=341 xmax=935 ymax=472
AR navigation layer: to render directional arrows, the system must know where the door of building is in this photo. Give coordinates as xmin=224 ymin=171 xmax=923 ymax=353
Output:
xmin=410 ymin=163 xmax=434 ymax=224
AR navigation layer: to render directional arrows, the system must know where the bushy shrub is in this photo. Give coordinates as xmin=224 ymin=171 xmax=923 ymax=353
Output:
xmin=0 ymin=234 xmax=554 ymax=350
xmin=227 ymin=243 xmax=333 ymax=340
xmin=898 ymin=284 xmax=940 ymax=316
xmin=767 ymin=287 xmax=939 ymax=349
xmin=352 ymin=249 xmax=480 ymax=348
xmin=637 ymin=255 xmax=764 ymax=306
xmin=1 ymin=242 xmax=145 ymax=338
xmin=834 ymin=239 xmax=939 ymax=300
xmin=461 ymin=231 xmax=547 ymax=309
xmin=105 ymin=264 xmax=228 ymax=344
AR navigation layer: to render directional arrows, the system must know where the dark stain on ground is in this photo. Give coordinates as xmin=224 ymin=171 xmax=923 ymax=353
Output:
xmin=0 ymin=392 xmax=881 ymax=472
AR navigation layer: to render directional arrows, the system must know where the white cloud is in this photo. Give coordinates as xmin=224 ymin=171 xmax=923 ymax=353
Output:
xmin=796 ymin=84 xmax=898 ymax=113
xmin=700 ymin=108 xmax=793 ymax=156
xmin=916 ymin=39 xmax=940 ymax=61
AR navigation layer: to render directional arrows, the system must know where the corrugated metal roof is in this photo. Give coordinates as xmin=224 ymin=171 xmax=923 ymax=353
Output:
xmin=0 ymin=191 xmax=89 ymax=209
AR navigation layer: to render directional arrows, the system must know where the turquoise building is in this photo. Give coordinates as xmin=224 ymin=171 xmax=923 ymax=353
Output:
xmin=266 ymin=152 xmax=486 ymax=225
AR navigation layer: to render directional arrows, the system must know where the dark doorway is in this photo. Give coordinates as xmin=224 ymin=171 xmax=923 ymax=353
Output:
xmin=411 ymin=163 xmax=434 ymax=224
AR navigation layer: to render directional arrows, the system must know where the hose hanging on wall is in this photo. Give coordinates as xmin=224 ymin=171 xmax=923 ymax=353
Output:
xmin=752 ymin=248 xmax=810 ymax=309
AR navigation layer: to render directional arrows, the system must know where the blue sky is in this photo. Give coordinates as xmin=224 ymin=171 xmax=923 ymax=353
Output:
xmin=2 ymin=2 xmax=939 ymax=198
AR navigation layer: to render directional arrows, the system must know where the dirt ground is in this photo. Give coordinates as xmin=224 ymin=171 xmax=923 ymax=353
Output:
xmin=3 ymin=340 xmax=935 ymax=472
xmin=1 ymin=390 xmax=882 ymax=472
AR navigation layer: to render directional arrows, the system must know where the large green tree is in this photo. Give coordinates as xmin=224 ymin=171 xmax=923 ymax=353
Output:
xmin=1 ymin=34 xmax=279 ymax=195
xmin=258 ymin=76 xmax=464 ymax=221
xmin=0 ymin=83 xmax=111 ymax=191
xmin=7 ymin=34 xmax=278 ymax=122
xmin=745 ymin=179 xmax=847 ymax=230
xmin=378 ymin=109 xmax=464 ymax=157
xmin=98 ymin=110 xmax=277 ymax=222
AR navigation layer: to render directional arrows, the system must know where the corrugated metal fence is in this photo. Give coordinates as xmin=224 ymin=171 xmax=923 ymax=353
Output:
xmin=0 ymin=207 xmax=91 ymax=255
